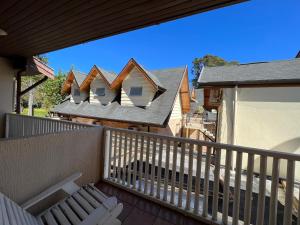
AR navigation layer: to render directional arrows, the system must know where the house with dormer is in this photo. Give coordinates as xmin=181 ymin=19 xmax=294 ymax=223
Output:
xmin=52 ymin=59 xmax=191 ymax=136
xmin=62 ymin=70 xmax=89 ymax=104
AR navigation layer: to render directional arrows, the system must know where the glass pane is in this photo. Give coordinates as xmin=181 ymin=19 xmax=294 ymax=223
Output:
xmin=130 ymin=87 xmax=143 ymax=96
xmin=74 ymin=89 xmax=80 ymax=96
xmin=95 ymin=87 xmax=105 ymax=96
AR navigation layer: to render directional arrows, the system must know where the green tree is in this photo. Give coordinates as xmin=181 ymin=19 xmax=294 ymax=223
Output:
xmin=41 ymin=70 xmax=67 ymax=110
xmin=192 ymin=54 xmax=239 ymax=88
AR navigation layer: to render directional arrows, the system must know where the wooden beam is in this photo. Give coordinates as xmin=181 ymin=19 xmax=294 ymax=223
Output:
xmin=15 ymin=71 xmax=22 ymax=114
xmin=20 ymin=76 xmax=48 ymax=96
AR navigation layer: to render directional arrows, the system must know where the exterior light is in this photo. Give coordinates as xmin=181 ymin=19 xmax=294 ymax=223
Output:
xmin=0 ymin=28 xmax=8 ymax=36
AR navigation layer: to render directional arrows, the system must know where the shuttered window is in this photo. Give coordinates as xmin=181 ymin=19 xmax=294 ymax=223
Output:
xmin=129 ymin=87 xmax=143 ymax=96
xmin=95 ymin=88 xmax=105 ymax=96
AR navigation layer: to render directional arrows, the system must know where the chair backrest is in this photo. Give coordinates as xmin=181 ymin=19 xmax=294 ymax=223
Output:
xmin=0 ymin=192 xmax=40 ymax=225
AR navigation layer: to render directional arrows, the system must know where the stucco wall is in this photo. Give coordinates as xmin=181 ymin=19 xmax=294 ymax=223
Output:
xmin=121 ymin=67 xmax=156 ymax=107
xmin=0 ymin=127 xmax=103 ymax=205
xmin=0 ymin=58 xmax=15 ymax=137
xmin=90 ymin=75 xmax=117 ymax=105
xmin=219 ymin=87 xmax=300 ymax=179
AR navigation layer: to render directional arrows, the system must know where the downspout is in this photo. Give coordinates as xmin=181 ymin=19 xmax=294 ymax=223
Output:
xmin=231 ymin=85 xmax=238 ymax=145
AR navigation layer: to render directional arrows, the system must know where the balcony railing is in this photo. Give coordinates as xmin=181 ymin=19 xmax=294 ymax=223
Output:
xmin=103 ymin=126 xmax=300 ymax=225
xmin=5 ymin=113 xmax=92 ymax=138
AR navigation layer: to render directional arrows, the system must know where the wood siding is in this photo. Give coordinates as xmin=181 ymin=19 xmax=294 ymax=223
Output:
xmin=90 ymin=75 xmax=117 ymax=105
xmin=70 ymin=83 xmax=88 ymax=104
xmin=121 ymin=67 xmax=156 ymax=107
xmin=170 ymin=94 xmax=183 ymax=120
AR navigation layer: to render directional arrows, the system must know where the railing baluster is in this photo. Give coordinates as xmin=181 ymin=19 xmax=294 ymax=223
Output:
xmin=269 ymin=158 xmax=280 ymax=225
xmin=138 ymin=135 xmax=144 ymax=192
xmin=212 ymin=148 xmax=221 ymax=221
xmin=163 ymin=140 xmax=171 ymax=201
xmin=194 ymin=145 xmax=203 ymax=214
xmin=117 ymin=132 xmax=123 ymax=184
xmin=244 ymin=153 xmax=254 ymax=225
xmin=283 ymin=160 xmax=295 ymax=225
xmin=127 ymin=133 xmax=133 ymax=188
xmin=132 ymin=134 xmax=139 ymax=190
xmin=185 ymin=142 xmax=194 ymax=210
xmin=112 ymin=131 xmax=118 ymax=181
xmin=232 ymin=152 xmax=243 ymax=225
xmin=178 ymin=141 xmax=186 ymax=208
xmin=202 ymin=146 xmax=212 ymax=217
xmin=150 ymin=138 xmax=157 ymax=196
xmin=156 ymin=138 xmax=163 ymax=199
xmin=107 ymin=129 xmax=113 ymax=179
xmin=144 ymin=136 xmax=151 ymax=195
xmin=170 ymin=141 xmax=178 ymax=204
xmin=298 ymin=185 xmax=300 ymax=225
xmin=256 ymin=155 xmax=267 ymax=225
xmin=222 ymin=149 xmax=233 ymax=225
xmin=122 ymin=133 xmax=128 ymax=185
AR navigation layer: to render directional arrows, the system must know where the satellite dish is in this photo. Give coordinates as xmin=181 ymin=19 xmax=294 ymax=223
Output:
xmin=0 ymin=28 xmax=8 ymax=36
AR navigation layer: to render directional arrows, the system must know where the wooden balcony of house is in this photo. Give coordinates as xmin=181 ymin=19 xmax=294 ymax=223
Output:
xmin=1 ymin=114 xmax=300 ymax=225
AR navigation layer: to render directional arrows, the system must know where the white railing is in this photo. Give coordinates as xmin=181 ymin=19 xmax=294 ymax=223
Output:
xmin=5 ymin=113 xmax=92 ymax=138
xmin=103 ymin=126 xmax=300 ymax=225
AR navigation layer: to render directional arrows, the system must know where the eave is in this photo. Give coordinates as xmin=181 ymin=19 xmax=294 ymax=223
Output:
xmin=0 ymin=0 xmax=246 ymax=57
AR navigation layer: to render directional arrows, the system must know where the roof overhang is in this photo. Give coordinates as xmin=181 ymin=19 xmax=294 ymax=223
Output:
xmin=0 ymin=0 xmax=246 ymax=58
xmin=61 ymin=71 xmax=76 ymax=94
xmin=111 ymin=58 xmax=165 ymax=91
xmin=26 ymin=57 xmax=54 ymax=79
xmin=80 ymin=65 xmax=112 ymax=92
xmin=198 ymin=80 xmax=300 ymax=88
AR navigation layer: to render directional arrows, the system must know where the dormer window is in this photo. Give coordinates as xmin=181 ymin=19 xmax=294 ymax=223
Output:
xmin=130 ymin=87 xmax=143 ymax=96
xmin=74 ymin=89 xmax=80 ymax=96
xmin=95 ymin=88 xmax=105 ymax=96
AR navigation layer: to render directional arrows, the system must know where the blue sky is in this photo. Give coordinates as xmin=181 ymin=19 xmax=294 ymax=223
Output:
xmin=47 ymin=0 xmax=300 ymax=80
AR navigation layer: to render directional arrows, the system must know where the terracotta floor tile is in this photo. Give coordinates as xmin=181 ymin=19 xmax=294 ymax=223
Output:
xmin=117 ymin=201 xmax=134 ymax=222
xmin=135 ymin=198 xmax=161 ymax=216
xmin=123 ymin=207 xmax=156 ymax=225
xmin=153 ymin=218 xmax=174 ymax=225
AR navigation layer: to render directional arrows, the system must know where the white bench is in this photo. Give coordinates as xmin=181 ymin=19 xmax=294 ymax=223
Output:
xmin=0 ymin=172 xmax=123 ymax=225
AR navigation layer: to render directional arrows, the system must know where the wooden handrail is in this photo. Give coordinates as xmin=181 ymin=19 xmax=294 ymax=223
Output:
xmin=102 ymin=126 xmax=300 ymax=225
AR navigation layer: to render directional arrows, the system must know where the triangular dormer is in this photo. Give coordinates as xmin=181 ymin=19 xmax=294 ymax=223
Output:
xmin=81 ymin=65 xmax=117 ymax=105
xmin=111 ymin=58 xmax=165 ymax=107
xmin=62 ymin=70 xmax=88 ymax=104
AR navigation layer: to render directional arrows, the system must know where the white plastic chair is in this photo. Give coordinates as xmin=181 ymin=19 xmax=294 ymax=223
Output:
xmin=0 ymin=172 xmax=123 ymax=225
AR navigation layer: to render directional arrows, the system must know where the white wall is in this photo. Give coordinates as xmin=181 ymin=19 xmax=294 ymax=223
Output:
xmin=170 ymin=94 xmax=183 ymax=120
xmin=219 ymin=86 xmax=300 ymax=179
xmin=0 ymin=127 xmax=103 ymax=206
xmin=90 ymin=75 xmax=116 ymax=105
xmin=0 ymin=58 xmax=15 ymax=137
xmin=70 ymin=82 xmax=88 ymax=104
xmin=121 ymin=67 xmax=156 ymax=107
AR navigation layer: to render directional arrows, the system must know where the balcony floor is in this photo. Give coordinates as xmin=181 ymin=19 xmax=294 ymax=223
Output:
xmin=95 ymin=181 xmax=208 ymax=225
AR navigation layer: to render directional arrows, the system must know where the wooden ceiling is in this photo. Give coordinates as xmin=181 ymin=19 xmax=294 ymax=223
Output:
xmin=0 ymin=0 xmax=244 ymax=58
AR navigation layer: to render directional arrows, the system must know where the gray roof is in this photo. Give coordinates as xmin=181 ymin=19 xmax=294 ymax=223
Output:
xmin=190 ymin=89 xmax=204 ymax=114
xmin=96 ymin=66 xmax=117 ymax=84
xmin=140 ymin=65 xmax=165 ymax=89
xmin=198 ymin=58 xmax=300 ymax=86
xmin=52 ymin=67 xmax=186 ymax=126
xmin=72 ymin=70 xmax=87 ymax=86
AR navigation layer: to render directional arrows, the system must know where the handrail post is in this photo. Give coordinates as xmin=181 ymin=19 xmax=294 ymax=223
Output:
xmin=102 ymin=127 xmax=109 ymax=180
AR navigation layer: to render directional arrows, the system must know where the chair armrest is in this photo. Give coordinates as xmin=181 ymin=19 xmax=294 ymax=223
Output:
xmin=21 ymin=172 xmax=82 ymax=210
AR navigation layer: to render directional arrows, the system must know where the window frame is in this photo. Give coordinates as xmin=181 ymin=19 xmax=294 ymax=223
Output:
xmin=95 ymin=87 xmax=106 ymax=96
xmin=129 ymin=86 xmax=143 ymax=96
xmin=73 ymin=88 xmax=80 ymax=96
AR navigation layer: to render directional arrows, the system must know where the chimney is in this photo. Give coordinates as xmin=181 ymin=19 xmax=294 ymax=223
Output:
xmin=296 ymin=51 xmax=300 ymax=58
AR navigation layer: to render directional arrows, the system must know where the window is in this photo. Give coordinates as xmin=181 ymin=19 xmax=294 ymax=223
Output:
xmin=95 ymin=88 xmax=105 ymax=96
xmin=73 ymin=89 xmax=80 ymax=96
xmin=129 ymin=87 xmax=143 ymax=96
